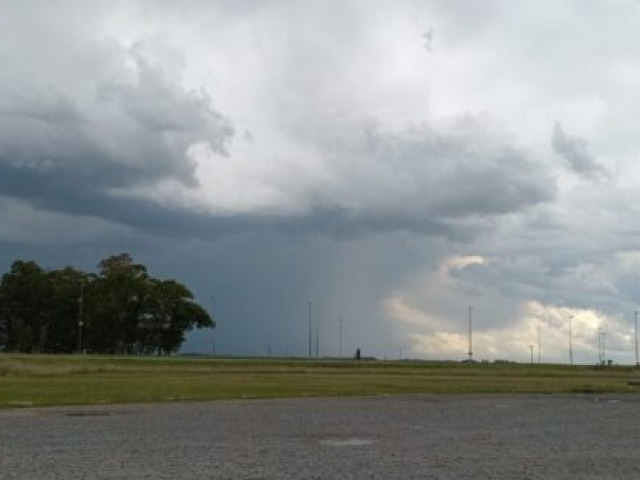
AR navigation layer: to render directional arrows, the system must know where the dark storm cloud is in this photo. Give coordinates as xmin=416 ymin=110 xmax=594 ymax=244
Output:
xmin=0 ymin=28 xmax=236 ymax=238
xmin=0 ymin=0 xmax=234 ymax=234
xmin=0 ymin=46 xmax=233 ymax=186
xmin=0 ymin=46 xmax=556 ymax=242
xmin=0 ymin=117 xmax=556 ymax=242
xmin=0 ymin=0 xmax=560 ymax=244
xmin=299 ymin=116 xmax=558 ymax=223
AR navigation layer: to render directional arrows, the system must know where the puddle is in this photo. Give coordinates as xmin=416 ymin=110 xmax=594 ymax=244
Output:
xmin=320 ymin=438 xmax=374 ymax=447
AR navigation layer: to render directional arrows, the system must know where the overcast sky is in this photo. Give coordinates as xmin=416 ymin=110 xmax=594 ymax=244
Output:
xmin=3 ymin=0 xmax=640 ymax=363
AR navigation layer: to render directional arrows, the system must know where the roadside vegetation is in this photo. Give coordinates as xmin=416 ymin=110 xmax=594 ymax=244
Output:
xmin=1 ymin=354 xmax=638 ymax=408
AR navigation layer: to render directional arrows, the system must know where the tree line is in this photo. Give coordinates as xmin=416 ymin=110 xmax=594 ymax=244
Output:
xmin=0 ymin=253 xmax=213 ymax=354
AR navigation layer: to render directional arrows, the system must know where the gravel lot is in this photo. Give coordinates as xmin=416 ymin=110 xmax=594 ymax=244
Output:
xmin=2 ymin=394 xmax=640 ymax=479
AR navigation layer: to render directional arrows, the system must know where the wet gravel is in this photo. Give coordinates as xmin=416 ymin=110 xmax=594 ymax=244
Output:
xmin=2 ymin=394 xmax=640 ymax=479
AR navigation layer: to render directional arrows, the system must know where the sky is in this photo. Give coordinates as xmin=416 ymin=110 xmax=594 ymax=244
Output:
xmin=2 ymin=0 xmax=640 ymax=364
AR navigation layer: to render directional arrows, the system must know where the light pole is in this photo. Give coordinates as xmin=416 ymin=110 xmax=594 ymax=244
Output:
xmin=339 ymin=318 xmax=343 ymax=357
xmin=529 ymin=344 xmax=534 ymax=365
xmin=597 ymin=328 xmax=602 ymax=364
xmin=467 ymin=306 xmax=473 ymax=361
xmin=210 ymin=295 xmax=216 ymax=356
xmin=77 ymin=281 xmax=84 ymax=354
xmin=307 ymin=301 xmax=312 ymax=358
xmin=537 ymin=324 xmax=541 ymax=364
xmin=597 ymin=328 xmax=607 ymax=365
xmin=635 ymin=311 xmax=638 ymax=367
xmin=569 ymin=315 xmax=574 ymax=365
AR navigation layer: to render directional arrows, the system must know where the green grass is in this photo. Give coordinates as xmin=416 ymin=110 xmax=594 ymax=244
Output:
xmin=1 ymin=354 xmax=638 ymax=408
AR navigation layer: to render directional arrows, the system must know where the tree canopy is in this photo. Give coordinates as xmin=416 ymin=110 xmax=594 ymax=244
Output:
xmin=0 ymin=253 xmax=214 ymax=354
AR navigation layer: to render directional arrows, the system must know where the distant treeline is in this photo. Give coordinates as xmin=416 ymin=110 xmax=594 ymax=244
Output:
xmin=0 ymin=253 xmax=213 ymax=354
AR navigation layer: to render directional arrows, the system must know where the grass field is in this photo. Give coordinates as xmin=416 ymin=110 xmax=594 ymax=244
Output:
xmin=1 ymin=354 xmax=639 ymax=408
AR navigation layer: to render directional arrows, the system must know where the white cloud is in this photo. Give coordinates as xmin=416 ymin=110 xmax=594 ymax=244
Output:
xmin=386 ymin=247 xmax=640 ymax=363
xmin=393 ymin=296 xmax=634 ymax=364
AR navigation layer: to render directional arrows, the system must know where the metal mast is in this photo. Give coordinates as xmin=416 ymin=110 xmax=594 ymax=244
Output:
xmin=468 ymin=306 xmax=473 ymax=361
xmin=635 ymin=311 xmax=638 ymax=367
xmin=569 ymin=315 xmax=574 ymax=365
xmin=77 ymin=281 xmax=84 ymax=354
xmin=307 ymin=301 xmax=312 ymax=357
xmin=339 ymin=318 xmax=343 ymax=357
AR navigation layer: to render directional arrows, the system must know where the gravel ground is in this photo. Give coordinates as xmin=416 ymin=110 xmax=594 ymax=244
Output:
xmin=2 ymin=393 xmax=640 ymax=479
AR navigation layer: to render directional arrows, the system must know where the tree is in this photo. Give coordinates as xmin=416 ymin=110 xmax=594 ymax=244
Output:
xmin=0 ymin=260 xmax=51 ymax=352
xmin=44 ymin=267 xmax=89 ymax=353
xmin=141 ymin=279 xmax=213 ymax=354
xmin=0 ymin=253 xmax=214 ymax=355
xmin=85 ymin=253 xmax=151 ymax=354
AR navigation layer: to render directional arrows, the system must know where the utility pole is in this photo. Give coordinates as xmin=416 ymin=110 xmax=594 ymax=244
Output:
xmin=597 ymin=328 xmax=607 ymax=365
xmin=529 ymin=344 xmax=534 ymax=365
xmin=339 ymin=318 xmax=343 ymax=357
xmin=307 ymin=301 xmax=312 ymax=358
xmin=468 ymin=306 xmax=473 ymax=361
xmin=537 ymin=324 xmax=541 ymax=364
xmin=77 ymin=281 xmax=84 ymax=354
xmin=210 ymin=295 xmax=216 ymax=356
xmin=635 ymin=311 xmax=638 ymax=367
xmin=597 ymin=328 xmax=602 ymax=364
xmin=569 ymin=315 xmax=574 ymax=365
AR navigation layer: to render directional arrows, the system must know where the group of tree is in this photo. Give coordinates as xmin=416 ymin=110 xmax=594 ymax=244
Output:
xmin=0 ymin=253 xmax=214 ymax=354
